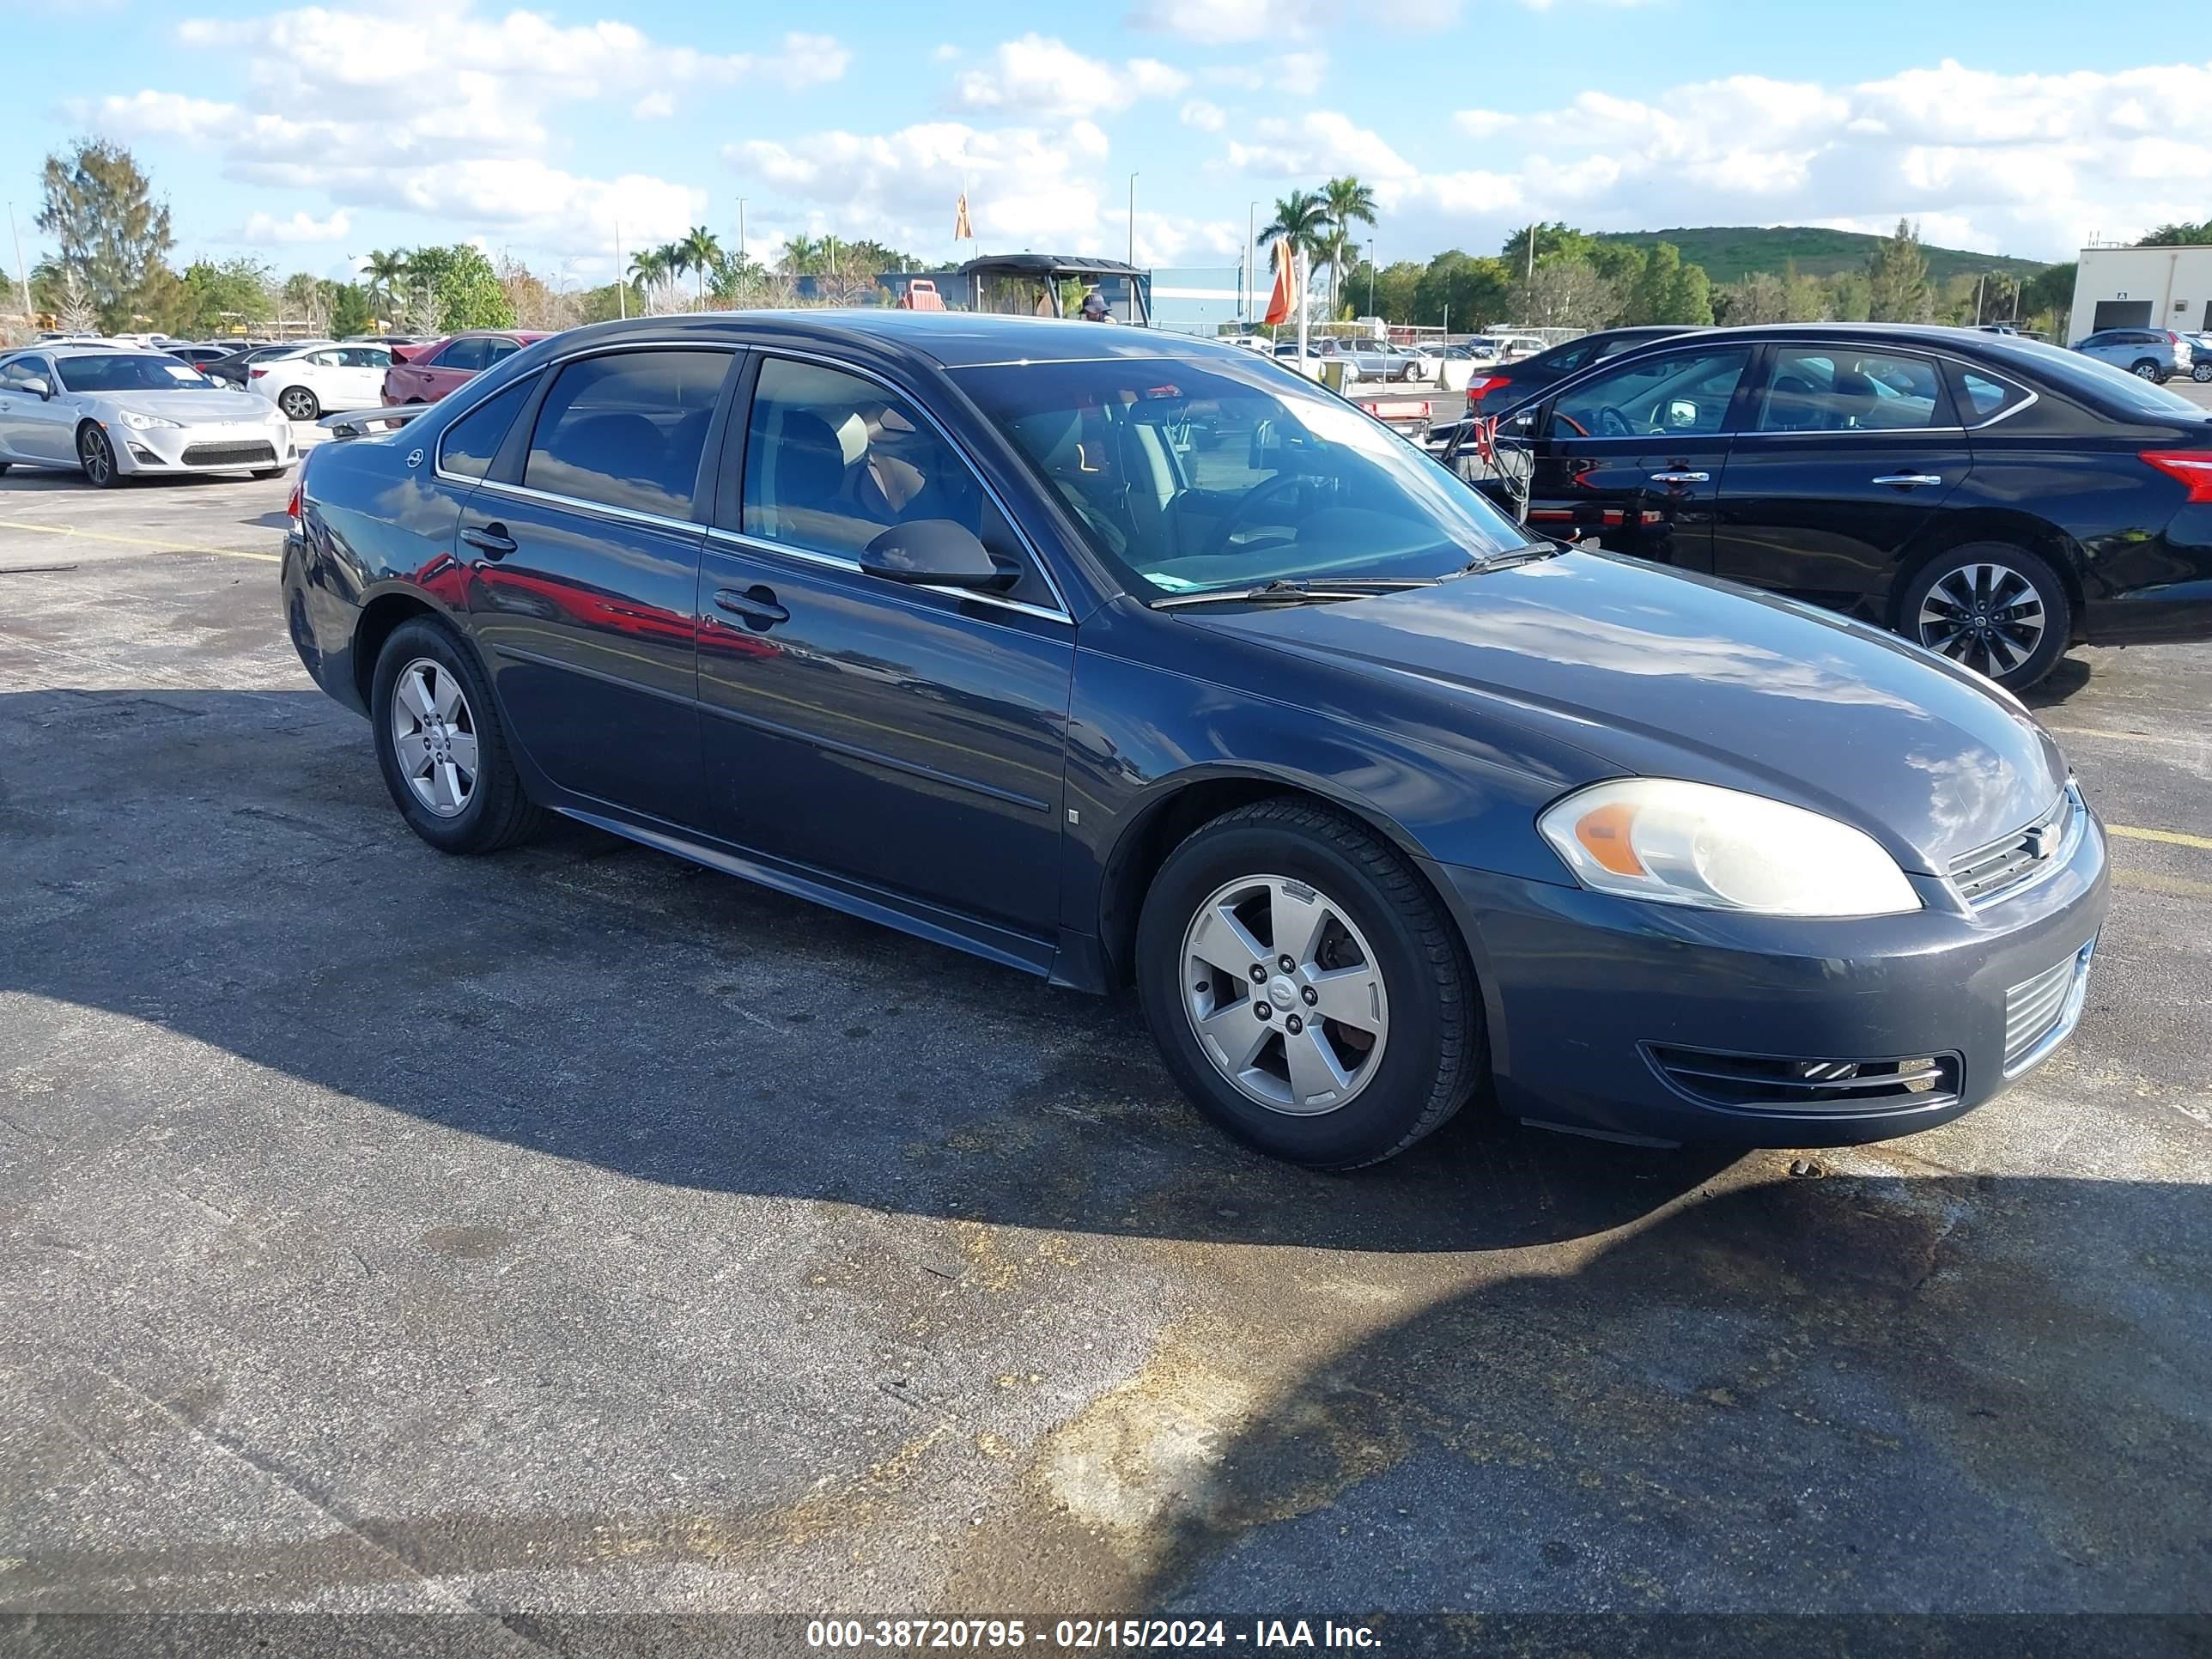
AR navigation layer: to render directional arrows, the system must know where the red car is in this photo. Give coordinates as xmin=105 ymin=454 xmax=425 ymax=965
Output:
xmin=380 ymin=331 xmax=550 ymax=405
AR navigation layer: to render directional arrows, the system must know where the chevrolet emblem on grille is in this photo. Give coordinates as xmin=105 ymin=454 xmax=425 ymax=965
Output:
xmin=2024 ymin=823 xmax=2056 ymax=860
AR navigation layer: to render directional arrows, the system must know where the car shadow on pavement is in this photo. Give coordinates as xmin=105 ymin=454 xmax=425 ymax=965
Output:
xmin=2021 ymin=653 xmax=2094 ymax=708
xmin=943 ymin=1170 xmax=2212 ymax=1621
xmin=1 ymin=687 xmax=1728 ymax=1257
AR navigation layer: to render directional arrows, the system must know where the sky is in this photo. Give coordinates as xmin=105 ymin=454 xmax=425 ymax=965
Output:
xmin=5 ymin=0 xmax=2211 ymax=288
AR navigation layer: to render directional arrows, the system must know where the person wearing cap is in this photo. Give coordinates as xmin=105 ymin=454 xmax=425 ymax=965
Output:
xmin=1079 ymin=289 xmax=1117 ymax=323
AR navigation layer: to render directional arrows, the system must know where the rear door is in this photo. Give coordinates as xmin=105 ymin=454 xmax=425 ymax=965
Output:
xmin=459 ymin=344 xmax=737 ymax=828
xmin=1710 ymin=342 xmax=1970 ymax=611
xmin=1512 ymin=342 xmax=1755 ymax=568
xmin=336 ymin=346 xmax=389 ymax=405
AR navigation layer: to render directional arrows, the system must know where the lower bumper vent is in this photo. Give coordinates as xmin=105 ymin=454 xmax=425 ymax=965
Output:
xmin=181 ymin=441 xmax=277 ymax=467
xmin=1646 ymin=1045 xmax=1962 ymax=1114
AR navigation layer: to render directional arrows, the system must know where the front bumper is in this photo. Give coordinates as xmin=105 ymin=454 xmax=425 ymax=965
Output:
xmin=1434 ymin=808 xmax=2110 ymax=1146
xmin=111 ymin=418 xmax=295 ymax=477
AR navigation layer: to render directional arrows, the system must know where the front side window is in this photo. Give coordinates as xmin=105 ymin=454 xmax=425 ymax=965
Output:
xmin=1550 ymin=347 xmax=1749 ymax=438
xmin=743 ymin=356 xmax=1044 ymax=599
xmin=523 ymin=349 xmax=728 ymax=518
xmin=438 ymin=372 xmax=540 ymax=480
xmin=1757 ymin=348 xmax=1946 ymax=432
xmin=956 ymin=352 xmax=1528 ymax=599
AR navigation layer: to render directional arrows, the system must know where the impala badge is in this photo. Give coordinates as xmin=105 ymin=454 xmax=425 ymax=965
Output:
xmin=405 ymin=447 xmax=425 ymax=469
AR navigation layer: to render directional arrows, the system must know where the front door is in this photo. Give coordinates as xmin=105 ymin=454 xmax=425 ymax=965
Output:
xmin=1516 ymin=342 xmax=1755 ymax=569
xmin=0 ymin=356 xmax=78 ymax=465
xmin=1711 ymin=343 xmax=1969 ymax=612
xmin=696 ymin=354 xmax=1073 ymax=947
xmin=462 ymin=344 xmax=736 ymax=829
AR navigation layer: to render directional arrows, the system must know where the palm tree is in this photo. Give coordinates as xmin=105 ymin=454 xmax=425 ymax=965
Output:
xmin=627 ymin=248 xmax=666 ymax=308
xmin=363 ymin=249 xmax=410 ymax=329
xmin=680 ymin=225 xmax=723 ymax=308
xmin=1321 ymin=176 xmax=1377 ymax=316
xmin=656 ymin=241 xmax=689 ymax=309
xmin=780 ymin=234 xmax=826 ymax=276
xmin=1258 ymin=190 xmax=1333 ymax=318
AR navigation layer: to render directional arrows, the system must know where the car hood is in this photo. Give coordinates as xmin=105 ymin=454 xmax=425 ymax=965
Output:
xmin=1189 ymin=550 xmax=2069 ymax=874
xmin=94 ymin=387 xmax=278 ymax=424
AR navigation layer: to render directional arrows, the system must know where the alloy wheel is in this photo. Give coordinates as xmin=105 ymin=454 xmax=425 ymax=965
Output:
xmin=281 ymin=387 xmax=317 ymax=420
xmin=2195 ymin=363 xmax=2212 ymax=383
xmin=1917 ymin=562 xmax=2047 ymax=680
xmin=388 ymin=657 xmax=479 ymax=817
xmin=2132 ymin=362 xmax=2160 ymax=380
xmin=78 ymin=428 xmax=112 ymax=485
xmin=1180 ymin=873 xmax=1389 ymax=1115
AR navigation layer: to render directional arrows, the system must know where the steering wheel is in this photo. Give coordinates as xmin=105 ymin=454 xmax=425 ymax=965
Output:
xmin=1594 ymin=404 xmax=1634 ymax=437
xmin=1202 ymin=473 xmax=1307 ymax=560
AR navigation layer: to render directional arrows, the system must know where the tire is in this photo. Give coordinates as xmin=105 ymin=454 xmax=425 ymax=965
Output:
xmin=0 ymin=462 xmax=10 ymax=476
xmin=278 ymin=386 xmax=320 ymax=421
xmin=1897 ymin=541 xmax=2071 ymax=690
xmin=1134 ymin=798 xmax=1483 ymax=1170
xmin=251 ymin=467 xmax=284 ymax=480
xmin=76 ymin=423 xmax=122 ymax=489
xmin=369 ymin=617 xmax=544 ymax=854
xmin=2194 ymin=363 xmax=2212 ymax=384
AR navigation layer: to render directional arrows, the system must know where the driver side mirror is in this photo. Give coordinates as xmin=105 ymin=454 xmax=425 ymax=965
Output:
xmin=860 ymin=520 xmax=1011 ymax=591
xmin=20 ymin=376 xmax=52 ymax=400
xmin=1666 ymin=399 xmax=1698 ymax=430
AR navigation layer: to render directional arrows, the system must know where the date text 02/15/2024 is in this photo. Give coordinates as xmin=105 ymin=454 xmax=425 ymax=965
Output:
xmin=804 ymin=1619 xmax=1382 ymax=1650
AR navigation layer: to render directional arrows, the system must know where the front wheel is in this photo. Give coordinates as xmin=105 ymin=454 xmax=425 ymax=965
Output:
xmin=1134 ymin=799 xmax=1482 ymax=1169
xmin=1899 ymin=542 xmax=2071 ymax=690
xmin=278 ymin=386 xmax=320 ymax=421
xmin=2194 ymin=362 xmax=2212 ymax=383
xmin=77 ymin=424 xmax=122 ymax=488
xmin=370 ymin=617 xmax=544 ymax=854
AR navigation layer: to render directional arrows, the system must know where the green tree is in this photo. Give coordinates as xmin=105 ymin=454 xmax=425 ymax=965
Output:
xmin=1865 ymin=218 xmax=1934 ymax=323
xmin=396 ymin=244 xmax=514 ymax=330
xmin=2137 ymin=221 xmax=2212 ymax=246
xmin=1259 ymin=189 xmax=1334 ymax=279
xmin=362 ymin=250 xmax=410 ymax=326
xmin=1526 ymin=254 xmax=1615 ymax=329
xmin=1826 ymin=270 xmax=1872 ymax=322
xmin=1717 ymin=270 xmax=1788 ymax=325
xmin=328 ymin=282 xmax=373 ymax=337
xmin=1319 ymin=176 xmax=1378 ymax=316
xmin=35 ymin=137 xmax=177 ymax=331
xmin=1499 ymin=222 xmax=1595 ymax=275
xmin=679 ymin=225 xmax=723 ymax=308
xmin=173 ymin=258 xmax=274 ymax=337
xmin=1413 ymin=250 xmax=1514 ymax=331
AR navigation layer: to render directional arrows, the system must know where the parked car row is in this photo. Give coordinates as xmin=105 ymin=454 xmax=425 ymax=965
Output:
xmin=0 ymin=343 xmax=298 ymax=485
xmin=2072 ymin=326 xmax=2202 ymax=384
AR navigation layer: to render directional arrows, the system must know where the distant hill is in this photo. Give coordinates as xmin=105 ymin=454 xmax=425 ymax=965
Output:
xmin=1597 ymin=227 xmax=2052 ymax=285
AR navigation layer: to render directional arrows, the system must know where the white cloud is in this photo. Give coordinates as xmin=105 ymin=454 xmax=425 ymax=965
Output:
xmin=932 ymin=43 xmax=961 ymax=61
xmin=1127 ymin=0 xmax=1457 ymax=42
xmin=1205 ymin=52 xmax=1328 ymax=96
xmin=633 ymin=91 xmax=675 ymax=119
xmin=953 ymin=33 xmax=1189 ymax=118
xmin=1181 ymin=100 xmax=1227 ymax=132
xmin=241 ymin=208 xmax=352 ymax=244
xmin=1226 ymin=112 xmax=1418 ymax=182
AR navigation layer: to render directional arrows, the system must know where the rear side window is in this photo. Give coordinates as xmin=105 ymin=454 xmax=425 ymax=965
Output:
xmin=1758 ymin=348 xmax=1947 ymax=432
xmin=523 ymin=349 xmax=729 ymax=518
xmin=438 ymin=372 xmax=539 ymax=480
xmin=1954 ymin=368 xmax=2033 ymax=425
xmin=435 ymin=337 xmax=490 ymax=372
xmin=485 ymin=338 xmax=521 ymax=365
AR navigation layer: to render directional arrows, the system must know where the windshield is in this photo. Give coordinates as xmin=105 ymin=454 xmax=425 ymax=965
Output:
xmin=954 ymin=353 xmax=1529 ymax=598
xmin=56 ymin=355 xmax=219 ymax=393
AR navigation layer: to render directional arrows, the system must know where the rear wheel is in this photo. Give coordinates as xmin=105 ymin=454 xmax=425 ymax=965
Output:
xmin=76 ymin=424 xmax=121 ymax=489
xmin=1135 ymin=799 xmax=1482 ymax=1169
xmin=251 ymin=467 xmax=284 ymax=480
xmin=1899 ymin=542 xmax=2071 ymax=690
xmin=2194 ymin=362 xmax=2212 ymax=384
xmin=278 ymin=385 xmax=320 ymax=421
xmin=369 ymin=617 xmax=544 ymax=854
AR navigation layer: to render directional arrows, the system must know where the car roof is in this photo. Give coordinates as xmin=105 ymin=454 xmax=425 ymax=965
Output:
xmin=531 ymin=308 xmax=1257 ymax=371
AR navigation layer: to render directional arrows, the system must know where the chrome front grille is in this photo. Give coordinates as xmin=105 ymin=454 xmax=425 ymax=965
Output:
xmin=1646 ymin=1045 xmax=1961 ymax=1114
xmin=1950 ymin=785 xmax=2081 ymax=908
xmin=2002 ymin=940 xmax=2096 ymax=1077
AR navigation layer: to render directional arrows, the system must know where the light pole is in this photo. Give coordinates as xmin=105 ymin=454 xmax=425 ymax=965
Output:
xmin=1127 ymin=173 xmax=1138 ymax=269
xmin=1248 ymin=200 xmax=1258 ymax=325
xmin=738 ymin=198 xmax=747 ymax=264
xmin=1368 ymin=240 xmax=1376 ymax=317
xmin=6 ymin=202 xmax=31 ymax=325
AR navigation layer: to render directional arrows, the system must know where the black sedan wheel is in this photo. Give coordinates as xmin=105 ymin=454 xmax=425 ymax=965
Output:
xmin=1135 ymin=799 xmax=1482 ymax=1169
xmin=1901 ymin=543 xmax=2070 ymax=690
xmin=77 ymin=424 xmax=122 ymax=489
xmin=370 ymin=618 xmax=544 ymax=854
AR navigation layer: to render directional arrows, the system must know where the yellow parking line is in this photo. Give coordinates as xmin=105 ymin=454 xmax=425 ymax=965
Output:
xmin=0 ymin=520 xmax=280 ymax=563
xmin=2114 ymin=867 xmax=2212 ymax=901
xmin=2109 ymin=824 xmax=2212 ymax=852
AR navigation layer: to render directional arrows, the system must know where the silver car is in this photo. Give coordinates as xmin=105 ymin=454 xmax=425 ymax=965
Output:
xmin=0 ymin=345 xmax=297 ymax=488
xmin=2073 ymin=326 xmax=2194 ymax=384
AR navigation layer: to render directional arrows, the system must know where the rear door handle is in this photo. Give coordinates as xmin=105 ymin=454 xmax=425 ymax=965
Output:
xmin=460 ymin=522 xmax=517 ymax=558
xmin=1872 ymin=474 xmax=1944 ymax=489
xmin=1648 ymin=471 xmax=1709 ymax=485
xmin=714 ymin=586 xmax=788 ymax=628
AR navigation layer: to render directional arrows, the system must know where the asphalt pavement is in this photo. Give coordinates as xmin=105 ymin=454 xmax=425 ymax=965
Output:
xmin=1 ymin=459 xmax=2208 ymax=1638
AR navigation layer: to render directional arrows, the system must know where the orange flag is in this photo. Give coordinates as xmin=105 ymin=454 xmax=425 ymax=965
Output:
xmin=954 ymin=193 xmax=974 ymax=240
xmin=1261 ymin=238 xmax=1294 ymax=326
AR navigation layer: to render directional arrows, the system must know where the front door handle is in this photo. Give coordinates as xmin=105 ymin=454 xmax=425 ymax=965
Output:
xmin=461 ymin=522 xmax=517 ymax=558
xmin=1648 ymin=470 xmax=1710 ymax=485
xmin=1872 ymin=474 xmax=1943 ymax=489
xmin=714 ymin=586 xmax=788 ymax=629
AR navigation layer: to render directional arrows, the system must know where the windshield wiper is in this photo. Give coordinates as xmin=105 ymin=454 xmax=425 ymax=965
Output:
xmin=1454 ymin=542 xmax=1565 ymax=576
xmin=1152 ymin=576 xmax=1440 ymax=611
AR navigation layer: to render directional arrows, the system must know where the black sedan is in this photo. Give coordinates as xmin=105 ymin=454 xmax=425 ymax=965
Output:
xmin=282 ymin=312 xmax=2108 ymax=1168
xmin=1459 ymin=325 xmax=1698 ymax=420
xmin=1456 ymin=324 xmax=2212 ymax=688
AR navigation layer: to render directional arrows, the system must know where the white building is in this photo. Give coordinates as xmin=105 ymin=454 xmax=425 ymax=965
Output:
xmin=2069 ymin=244 xmax=2212 ymax=344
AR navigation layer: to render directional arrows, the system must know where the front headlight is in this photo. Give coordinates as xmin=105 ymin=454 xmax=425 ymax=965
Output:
xmin=1537 ymin=779 xmax=1921 ymax=918
xmin=118 ymin=410 xmax=182 ymax=431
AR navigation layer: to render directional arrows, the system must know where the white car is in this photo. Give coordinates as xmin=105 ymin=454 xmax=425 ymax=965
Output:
xmin=0 ymin=345 xmax=295 ymax=488
xmin=247 ymin=343 xmax=394 ymax=422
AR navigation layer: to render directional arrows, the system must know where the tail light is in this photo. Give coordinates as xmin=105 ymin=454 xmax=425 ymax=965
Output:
xmin=2167 ymin=331 xmax=2182 ymax=345
xmin=2141 ymin=450 xmax=2212 ymax=502
xmin=249 ymin=367 xmax=267 ymax=378
xmin=1465 ymin=374 xmax=1509 ymax=408
xmin=286 ymin=476 xmax=302 ymax=522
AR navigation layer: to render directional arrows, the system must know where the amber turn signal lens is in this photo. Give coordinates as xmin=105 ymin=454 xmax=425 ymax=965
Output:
xmin=1573 ymin=802 xmax=1645 ymax=876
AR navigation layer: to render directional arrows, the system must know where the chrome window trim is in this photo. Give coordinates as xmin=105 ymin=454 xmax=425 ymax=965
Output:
xmin=471 ymin=475 xmax=700 ymax=536
xmin=705 ymin=526 xmax=1072 ymax=628
xmin=1963 ymin=387 xmax=2039 ymax=430
xmin=743 ymin=344 xmax=1077 ymax=622
xmin=432 ymin=339 xmax=730 ymax=486
xmin=1735 ymin=424 xmax=1970 ymax=440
